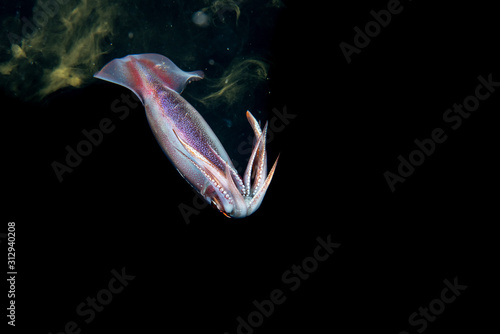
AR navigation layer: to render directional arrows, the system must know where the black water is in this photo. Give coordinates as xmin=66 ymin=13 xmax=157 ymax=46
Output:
xmin=2 ymin=1 xmax=498 ymax=333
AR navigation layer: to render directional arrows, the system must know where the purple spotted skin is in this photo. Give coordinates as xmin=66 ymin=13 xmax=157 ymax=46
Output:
xmin=94 ymin=54 xmax=278 ymax=218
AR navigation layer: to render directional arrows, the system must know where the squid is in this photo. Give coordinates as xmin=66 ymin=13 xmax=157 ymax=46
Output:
xmin=94 ymin=53 xmax=278 ymax=218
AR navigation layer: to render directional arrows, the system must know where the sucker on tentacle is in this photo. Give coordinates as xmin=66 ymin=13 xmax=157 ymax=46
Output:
xmin=94 ymin=53 xmax=278 ymax=218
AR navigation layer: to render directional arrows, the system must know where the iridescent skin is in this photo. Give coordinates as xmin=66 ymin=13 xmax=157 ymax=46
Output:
xmin=94 ymin=54 xmax=278 ymax=218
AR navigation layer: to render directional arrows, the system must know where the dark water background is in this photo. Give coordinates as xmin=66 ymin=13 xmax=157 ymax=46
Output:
xmin=1 ymin=1 xmax=498 ymax=333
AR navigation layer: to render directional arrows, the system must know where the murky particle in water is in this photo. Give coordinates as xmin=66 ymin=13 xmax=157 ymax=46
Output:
xmin=208 ymin=59 xmax=215 ymax=65
xmin=192 ymin=11 xmax=210 ymax=27
xmin=128 ymin=32 xmax=134 ymax=39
